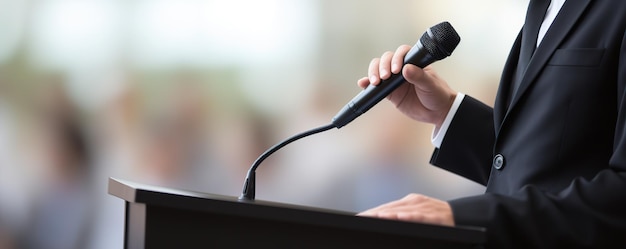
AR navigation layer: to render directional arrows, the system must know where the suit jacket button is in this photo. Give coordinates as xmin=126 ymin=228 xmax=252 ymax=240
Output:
xmin=493 ymin=154 xmax=505 ymax=170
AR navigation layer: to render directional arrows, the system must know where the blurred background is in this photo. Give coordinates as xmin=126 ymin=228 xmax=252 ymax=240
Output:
xmin=0 ymin=0 xmax=527 ymax=248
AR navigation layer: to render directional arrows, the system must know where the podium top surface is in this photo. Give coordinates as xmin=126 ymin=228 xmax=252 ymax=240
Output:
xmin=108 ymin=177 xmax=486 ymax=245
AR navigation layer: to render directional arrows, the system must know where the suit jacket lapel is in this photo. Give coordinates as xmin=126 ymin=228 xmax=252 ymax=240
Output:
xmin=502 ymin=0 xmax=592 ymax=124
xmin=494 ymin=31 xmax=522 ymax=130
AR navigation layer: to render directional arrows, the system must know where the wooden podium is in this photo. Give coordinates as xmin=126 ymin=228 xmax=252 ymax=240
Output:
xmin=108 ymin=178 xmax=485 ymax=248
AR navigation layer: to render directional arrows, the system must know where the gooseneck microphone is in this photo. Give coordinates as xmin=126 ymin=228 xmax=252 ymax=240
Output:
xmin=239 ymin=123 xmax=336 ymax=201
xmin=332 ymin=21 xmax=460 ymax=128
xmin=239 ymin=21 xmax=460 ymax=201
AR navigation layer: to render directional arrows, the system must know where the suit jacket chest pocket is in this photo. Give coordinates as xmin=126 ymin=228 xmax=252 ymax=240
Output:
xmin=548 ymin=48 xmax=605 ymax=67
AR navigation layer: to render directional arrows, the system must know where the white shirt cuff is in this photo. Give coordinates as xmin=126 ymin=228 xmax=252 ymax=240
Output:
xmin=431 ymin=93 xmax=465 ymax=148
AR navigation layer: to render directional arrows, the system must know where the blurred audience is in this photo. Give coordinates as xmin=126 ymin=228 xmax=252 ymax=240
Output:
xmin=21 ymin=82 xmax=94 ymax=249
xmin=0 ymin=80 xmax=23 ymax=249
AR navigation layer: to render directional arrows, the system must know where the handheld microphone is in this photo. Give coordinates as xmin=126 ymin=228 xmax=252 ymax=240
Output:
xmin=238 ymin=21 xmax=460 ymax=201
xmin=332 ymin=21 xmax=460 ymax=128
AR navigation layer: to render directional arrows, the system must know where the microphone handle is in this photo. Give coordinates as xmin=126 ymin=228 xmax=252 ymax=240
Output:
xmin=332 ymin=41 xmax=436 ymax=128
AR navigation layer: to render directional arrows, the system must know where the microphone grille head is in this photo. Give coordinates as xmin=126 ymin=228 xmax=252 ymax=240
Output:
xmin=420 ymin=21 xmax=461 ymax=60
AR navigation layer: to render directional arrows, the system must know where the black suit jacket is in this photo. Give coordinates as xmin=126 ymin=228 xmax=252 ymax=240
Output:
xmin=430 ymin=1 xmax=626 ymax=248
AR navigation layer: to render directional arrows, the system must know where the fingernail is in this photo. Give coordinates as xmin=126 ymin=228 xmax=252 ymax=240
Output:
xmin=392 ymin=63 xmax=399 ymax=72
xmin=370 ymin=76 xmax=378 ymax=84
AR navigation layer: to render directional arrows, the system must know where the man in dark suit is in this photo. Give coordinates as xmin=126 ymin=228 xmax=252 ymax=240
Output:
xmin=357 ymin=0 xmax=626 ymax=248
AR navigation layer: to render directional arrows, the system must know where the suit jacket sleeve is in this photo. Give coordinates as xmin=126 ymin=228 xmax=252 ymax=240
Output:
xmin=431 ymin=31 xmax=626 ymax=249
xmin=429 ymin=96 xmax=495 ymax=186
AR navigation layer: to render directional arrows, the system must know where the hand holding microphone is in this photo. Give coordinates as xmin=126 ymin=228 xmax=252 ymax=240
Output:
xmin=358 ymin=46 xmax=458 ymax=129
xmin=333 ymin=21 xmax=460 ymax=128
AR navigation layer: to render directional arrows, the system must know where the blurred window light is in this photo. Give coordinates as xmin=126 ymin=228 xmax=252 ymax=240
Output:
xmin=129 ymin=0 xmax=208 ymax=68
xmin=129 ymin=0 xmax=318 ymax=68
xmin=25 ymin=0 xmax=318 ymax=70
xmin=417 ymin=0 xmax=527 ymax=72
xmin=28 ymin=0 xmax=122 ymax=71
xmin=0 ymin=0 xmax=27 ymax=64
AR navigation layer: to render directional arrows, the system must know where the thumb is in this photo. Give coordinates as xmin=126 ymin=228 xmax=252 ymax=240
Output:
xmin=403 ymin=65 xmax=443 ymax=93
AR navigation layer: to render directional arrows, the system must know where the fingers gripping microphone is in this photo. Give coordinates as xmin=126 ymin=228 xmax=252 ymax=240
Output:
xmin=332 ymin=21 xmax=460 ymax=128
xmin=239 ymin=22 xmax=460 ymax=201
